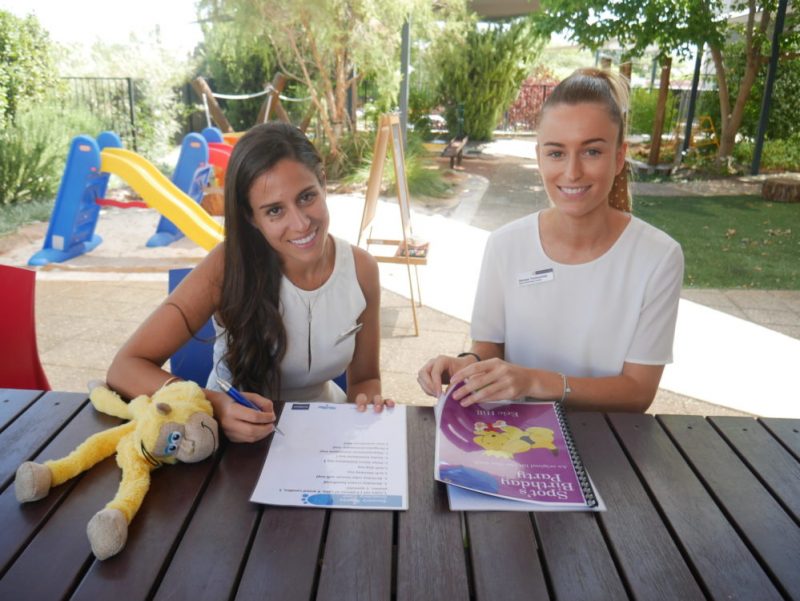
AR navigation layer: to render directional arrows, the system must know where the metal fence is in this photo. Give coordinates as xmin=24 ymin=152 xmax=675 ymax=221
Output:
xmin=61 ymin=77 xmax=138 ymax=150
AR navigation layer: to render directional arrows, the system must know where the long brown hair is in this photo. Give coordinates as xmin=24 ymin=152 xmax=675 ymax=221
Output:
xmin=219 ymin=122 xmax=325 ymax=396
xmin=538 ymin=67 xmax=632 ymax=212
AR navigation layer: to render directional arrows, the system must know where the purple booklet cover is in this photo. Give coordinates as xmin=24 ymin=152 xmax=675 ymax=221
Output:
xmin=435 ymin=384 xmax=598 ymax=509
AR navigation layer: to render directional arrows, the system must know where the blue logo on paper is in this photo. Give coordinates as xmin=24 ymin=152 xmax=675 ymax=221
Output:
xmin=292 ymin=404 xmax=311 ymax=410
xmin=301 ymin=493 xmax=403 ymax=508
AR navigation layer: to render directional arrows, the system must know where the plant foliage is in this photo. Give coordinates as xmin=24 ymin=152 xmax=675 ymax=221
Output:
xmin=705 ymin=36 xmax=800 ymax=142
xmin=196 ymin=18 xmax=274 ymax=131
xmin=0 ymin=102 xmax=103 ymax=205
xmin=199 ymin=0 xmax=467 ymax=158
xmin=533 ymin=0 xmax=800 ymax=158
xmin=434 ymin=19 xmax=544 ymax=140
xmin=629 ymin=87 xmax=680 ymax=136
xmin=58 ymin=33 xmax=197 ymax=160
xmin=505 ymin=64 xmax=558 ymax=131
xmin=0 ymin=10 xmax=61 ymax=128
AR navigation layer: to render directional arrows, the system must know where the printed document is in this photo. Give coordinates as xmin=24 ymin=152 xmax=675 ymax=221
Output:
xmin=251 ymin=403 xmax=408 ymax=510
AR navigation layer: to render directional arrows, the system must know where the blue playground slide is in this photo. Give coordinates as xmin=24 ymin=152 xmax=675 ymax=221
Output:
xmin=28 ymin=132 xmax=122 ymax=266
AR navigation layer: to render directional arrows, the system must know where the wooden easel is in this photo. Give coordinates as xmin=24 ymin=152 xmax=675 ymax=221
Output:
xmin=358 ymin=113 xmax=427 ymax=336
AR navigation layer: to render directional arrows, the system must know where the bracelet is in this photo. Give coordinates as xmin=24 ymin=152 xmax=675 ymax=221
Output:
xmin=457 ymin=352 xmax=482 ymax=363
xmin=161 ymin=376 xmax=182 ymax=389
xmin=558 ymin=373 xmax=572 ymax=403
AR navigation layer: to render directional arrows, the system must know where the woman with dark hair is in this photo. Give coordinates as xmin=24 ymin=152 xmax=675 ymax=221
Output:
xmin=418 ymin=68 xmax=684 ymax=413
xmin=108 ymin=123 xmax=391 ymax=442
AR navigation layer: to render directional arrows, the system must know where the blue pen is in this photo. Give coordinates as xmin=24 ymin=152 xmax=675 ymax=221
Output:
xmin=216 ymin=378 xmax=284 ymax=435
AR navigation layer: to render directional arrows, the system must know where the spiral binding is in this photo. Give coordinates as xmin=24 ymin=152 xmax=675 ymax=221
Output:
xmin=553 ymin=401 xmax=598 ymax=508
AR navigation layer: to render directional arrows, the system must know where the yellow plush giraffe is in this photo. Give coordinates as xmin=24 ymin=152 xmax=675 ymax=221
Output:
xmin=15 ymin=380 xmax=218 ymax=560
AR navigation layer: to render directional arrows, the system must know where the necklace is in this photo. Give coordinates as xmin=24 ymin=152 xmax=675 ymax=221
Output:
xmin=286 ymin=236 xmax=334 ymax=371
xmin=290 ymin=284 xmax=323 ymax=371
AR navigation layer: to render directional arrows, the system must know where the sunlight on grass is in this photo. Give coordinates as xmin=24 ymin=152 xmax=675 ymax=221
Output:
xmin=635 ymin=195 xmax=800 ymax=289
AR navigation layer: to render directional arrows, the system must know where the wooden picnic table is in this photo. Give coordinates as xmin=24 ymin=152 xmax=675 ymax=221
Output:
xmin=1 ymin=389 xmax=798 ymax=600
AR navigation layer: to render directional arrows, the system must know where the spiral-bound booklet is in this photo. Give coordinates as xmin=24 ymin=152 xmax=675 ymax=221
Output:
xmin=434 ymin=383 xmax=604 ymax=511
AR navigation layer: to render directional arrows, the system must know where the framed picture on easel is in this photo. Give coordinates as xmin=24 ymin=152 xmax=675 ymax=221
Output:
xmin=357 ymin=113 xmax=427 ymax=336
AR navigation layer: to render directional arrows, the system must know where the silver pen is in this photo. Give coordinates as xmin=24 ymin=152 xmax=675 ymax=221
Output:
xmin=335 ymin=322 xmax=363 ymax=345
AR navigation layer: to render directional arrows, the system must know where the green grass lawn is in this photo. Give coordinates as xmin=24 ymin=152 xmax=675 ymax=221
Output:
xmin=635 ymin=194 xmax=800 ymax=289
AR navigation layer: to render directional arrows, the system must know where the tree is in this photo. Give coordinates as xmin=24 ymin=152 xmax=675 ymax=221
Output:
xmin=198 ymin=0 xmax=467 ymax=159
xmin=0 ymin=10 xmax=60 ymax=128
xmin=434 ymin=19 xmax=544 ymax=140
xmin=197 ymin=19 xmax=274 ymax=131
xmin=534 ymin=0 xmax=799 ymax=160
xmin=59 ymin=32 xmax=197 ymax=159
xmin=716 ymin=25 xmax=800 ymax=142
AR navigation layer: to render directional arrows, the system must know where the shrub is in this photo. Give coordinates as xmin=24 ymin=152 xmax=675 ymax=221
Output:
xmin=0 ymin=111 xmax=55 ymax=205
xmin=0 ymin=102 xmax=104 ymax=205
xmin=408 ymin=85 xmax=440 ymax=141
xmin=732 ymin=133 xmax=800 ymax=173
xmin=505 ymin=65 xmax=559 ymax=131
xmin=629 ymin=87 xmax=680 ymax=137
xmin=323 ymin=130 xmax=375 ymax=182
xmin=335 ymin=131 xmax=451 ymax=198
xmin=434 ymin=20 xmax=543 ymax=141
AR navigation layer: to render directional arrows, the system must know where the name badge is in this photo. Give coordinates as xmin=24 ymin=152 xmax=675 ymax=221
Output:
xmin=517 ymin=268 xmax=554 ymax=286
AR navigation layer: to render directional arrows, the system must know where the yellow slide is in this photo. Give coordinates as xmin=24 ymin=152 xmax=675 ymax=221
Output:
xmin=100 ymin=148 xmax=224 ymax=251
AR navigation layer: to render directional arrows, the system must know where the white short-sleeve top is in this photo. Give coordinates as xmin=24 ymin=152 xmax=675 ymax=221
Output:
xmin=471 ymin=211 xmax=684 ymax=378
xmin=207 ymin=235 xmax=366 ymax=402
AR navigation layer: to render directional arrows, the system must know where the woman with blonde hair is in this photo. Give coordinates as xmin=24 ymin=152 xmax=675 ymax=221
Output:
xmin=418 ymin=68 xmax=683 ymax=412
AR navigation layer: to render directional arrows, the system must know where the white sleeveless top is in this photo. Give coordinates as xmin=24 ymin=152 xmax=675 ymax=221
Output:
xmin=207 ymin=236 xmax=366 ymax=402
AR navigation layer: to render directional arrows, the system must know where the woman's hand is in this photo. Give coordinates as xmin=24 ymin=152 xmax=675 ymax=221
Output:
xmin=417 ymin=354 xmax=477 ymax=397
xmin=206 ymin=389 xmax=277 ymax=443
xmin=449 ymin=358 xmax=538 ymax=406
xmin=355 ymin=393 xmax=396 ymax=413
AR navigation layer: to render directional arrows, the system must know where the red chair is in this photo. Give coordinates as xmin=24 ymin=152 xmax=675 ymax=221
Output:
xmin=0 ymin=264 xmax=51 ymax=390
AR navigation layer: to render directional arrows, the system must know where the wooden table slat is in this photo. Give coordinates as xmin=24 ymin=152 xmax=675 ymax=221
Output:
xmin=151 ymin=439 xmax=269 ymax=601
xmin=316 ymin=511 xmax=394 ymax=601
xmin=0 ymin=402 xmax=121 ymax=574
xmin=759 ymin=417 xmax=800 ymax=460
xmin=569 ymin=412 xmax=705 ymax=601
xmin=235 ymin=506 xmax=327 ymax=601
xmin=609 ymin=413 xmax=783 ymax=601
xmin=467 ymin=512 xmax=549 ymax=601
xmin=712 ymin=416 xmax=800 ymax=520
xmin=536 ymin=511 xmax=628 ymax=601
xmin=0 ymin=389 xmax=43 ymax=432
xmin=660 ymin=415 xmax=800 ymax=599
xmin=397 ymin=407 xmax=470 ymax=601
xmin=69 ymin=456 xmax=219 ymax=600
xmin=0 ymin=391 xmax=87 ymax=492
